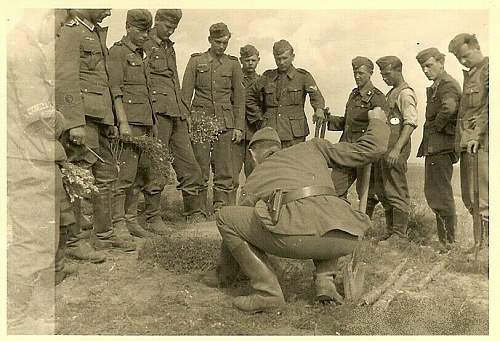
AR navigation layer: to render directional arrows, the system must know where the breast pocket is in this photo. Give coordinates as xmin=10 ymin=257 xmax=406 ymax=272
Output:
xmin=264 ymin=85 xmax=276 ymax=107
xmin=219 ymin=71 xmax=232 ymax=89
xmin=195 ymin=64 xmax=210 ymax=88
xmin=287 ymin=88 xmax=303 ymax=105
xmin=464 ymin=85 xmax=481 ymax=108
xmin=149 ymin=52 xmax=168 ymax=73
xmin=81 ymin=84 xmax=106 ymax=119
xmin=80 ymin=40 xmax=103 ymax=71
xmin=125 ymin=54 xmax=144 ymax=83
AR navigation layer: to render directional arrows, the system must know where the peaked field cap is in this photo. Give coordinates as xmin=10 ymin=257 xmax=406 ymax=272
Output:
xmin=209 ymin=22 xmax=231 ymax=38
xmin=376 ymin=56 xmax=402 ymax=70
xmin=448 ymin=33 xmax=477 ymax=54
xmin=273 ymin=39 xmax=293 ymax=55
xmin=155 ymin=9 xmax=182 ymax=25
xmin=352 ymin=56 xmax=374 ymax=71
xmin=416 ymin=47 xmax=445 ymax=64
xmin=240 ymin=44 xmax=259 ymax=58
xmin=126 ymin=9 xmax=153 ymax=30
xmin=248 ymin=127 xmax=281 ymax=148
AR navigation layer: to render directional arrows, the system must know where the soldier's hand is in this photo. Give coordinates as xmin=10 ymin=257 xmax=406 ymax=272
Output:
xmin=313 ymin=108 xmax=325 ymax=124
xmin=232 ymin=129 xmax=243 ymax=143
xmin=119 ymin=122 xmax=131 ymax=138
xmin=467 ymin=140 xmax=480 ymax=154
xmin=69 ymin=126 xmax=86 ymax=145
xmin=385 ymin=147 xmax=401 ymax=167
xmin=368 ymin=107 xmax=386 ymax=122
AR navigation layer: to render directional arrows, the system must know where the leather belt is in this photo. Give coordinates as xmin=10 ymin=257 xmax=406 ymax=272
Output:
xmin=281 ymin=185 xmax=336 ymax=205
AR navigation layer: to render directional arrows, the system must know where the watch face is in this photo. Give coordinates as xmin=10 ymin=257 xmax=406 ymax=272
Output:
xmin=390 ymin=117 xmax=400 ymax=125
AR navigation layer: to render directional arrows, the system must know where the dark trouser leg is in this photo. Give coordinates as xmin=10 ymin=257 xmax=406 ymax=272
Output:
xmin=281 ymin=136 xmax=306 ymax=149
xmin=212 ymin=130 xmax=234 ymax=210
xmin=160 ymin=116 xmax=206 ymax=217
xmin=230 ymin=139 xmax=245 ymax=205
xmin=192 ymin=139 xmax=211 ymax=214
xmin=243 ymin=141 xmax=254 ymax=178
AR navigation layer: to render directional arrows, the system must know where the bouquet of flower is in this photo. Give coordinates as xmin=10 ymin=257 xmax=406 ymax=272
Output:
xmin=116 ymin=135 xmax=175 ymax=183
xmin=60 ymin=161 xmax=99 ymax=202
xmin=189 ymin=110 xmax=221 ymax=144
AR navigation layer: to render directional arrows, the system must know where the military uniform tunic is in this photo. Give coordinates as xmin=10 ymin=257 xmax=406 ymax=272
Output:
xmin=55 ymin=15 xmax=118 ymax=240
xmin=182 ymin=49 xmax=245 ymax=208
xmin=456 ymin=57 xmax=489 ymax=219
xmin=327 ymin=81 xmax=387 ymax=198
xmin=417 ymin=72 xmax=461 ymax=217
xmin=143 ymin=31 xmax=204 ymax=215
xmin=246 ymin=65 xmax=325 ymax=147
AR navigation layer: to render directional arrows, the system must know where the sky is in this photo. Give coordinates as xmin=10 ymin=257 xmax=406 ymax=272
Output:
xmin=104 ymin=9 xmax=488 ymax=164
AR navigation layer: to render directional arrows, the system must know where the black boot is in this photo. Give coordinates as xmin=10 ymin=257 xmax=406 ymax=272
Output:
xmin=442 ymin=214 xmax=456 ymax=244
xmin=365 ymin=198 xmax=379 ymax=220
xmin=230 ymin=242 xmax=285 ymax=313
xmin=201 ymin=242 xmax=240 ymax=288
xmin=392 ymin=208 xmax=409 ymax=238
xmin=377 ymin=206 xmax=394 ymax=241
xmin=313 ymin=258 xmax=344 ymax=305
xmin=435 ymin=214 xmax=448 ymax=245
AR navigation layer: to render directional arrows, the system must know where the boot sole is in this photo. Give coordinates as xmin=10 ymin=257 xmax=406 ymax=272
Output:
xmin=65 ymin=252 xmax=106 ymax=264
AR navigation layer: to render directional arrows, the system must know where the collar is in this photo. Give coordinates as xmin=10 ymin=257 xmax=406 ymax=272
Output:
xmin=431 ymin=71 xmax=447 ymax=89
xmin=122 ymin=36 xmax=140 ymax=52
xmin=274 ymin=65 xmax=296 ymax=80
xmin=74 ymin=15 xmax=95 ymax=32
xmin=150 ymin=28 xmax=174 ymax=48
xmin=207 ymin=49 xmax=227 ymax=63
xmin=465 ymin=56 xmax=488 ymax=76
xmin=357 ymin=80 xmax=375 ymax=96
xmin=243 ymin=70 xmax=258 ymax=79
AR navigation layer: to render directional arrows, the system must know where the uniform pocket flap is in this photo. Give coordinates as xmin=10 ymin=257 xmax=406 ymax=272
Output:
xmin=123 ymin=95 xmax=146 ymax=104
xmin=196 ymin=64 xmax=210 ymax=73
xmin=126 ymin=54 xmax=143 ymax=66
xmin=81 ymin=84 xmax=105 ymax=95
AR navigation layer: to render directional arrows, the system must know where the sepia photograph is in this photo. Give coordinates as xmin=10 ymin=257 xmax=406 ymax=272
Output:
xmin=3 ymin=0 xmax=493 ymax=337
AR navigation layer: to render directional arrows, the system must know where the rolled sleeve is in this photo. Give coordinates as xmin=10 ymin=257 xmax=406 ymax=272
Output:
xmin=398 ymin=88 xmax=418 ymax=127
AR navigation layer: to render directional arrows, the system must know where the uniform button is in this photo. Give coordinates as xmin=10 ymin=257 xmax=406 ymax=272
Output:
xmin=153 ymin=91 xmax=156 ymax=94
xmin=84 ymin=89 xmax=88 ymax=92
xmin=155 ymin=56 xmax=159 ymax=59
xmin=132 ymin=62 xmax=135 ymax=65
xmin=128 ymin=100 xmax=132 ymax=103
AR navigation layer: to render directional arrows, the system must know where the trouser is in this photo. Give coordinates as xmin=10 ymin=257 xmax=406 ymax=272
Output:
xmin=331 ymin=163 xmax=378 ymax=205
xmin=62 ymin=122 xmax=118 ymax=242
xmin=460 ymin=150 xmax=489 ymax=221
xmin=7 ymin=158 xmax=75 ymax=329
xmin=192 ymin=130 xmax=234 ymax=209
xmin=281 ymin=136 xmax=306 ymax=149
xmin=216 ymin=206 xmax=359 ymax=265
xmin=114 ymin=125 xmax=165 ymax=223
xmin=231 ymin=139 xmax=253 ymax=204
xmin=153 ymin=114 xmax=204 ymax=216
xmin=424 ymin=153 xmax=456 ymax=217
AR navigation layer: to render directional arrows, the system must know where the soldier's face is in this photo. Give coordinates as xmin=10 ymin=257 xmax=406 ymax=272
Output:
xmin=127 ymin=26 xmax=149 ymax=48
xmin=420 ymin=56 xmax=444 ymax=81
xmin=274 ymin=50 xmax=294 ymax=72
xmin=87 ymin=9 xmax=111 ymax=24
xmin=241 ymin=55 xmax=260 ymax=73
xmin=380 ymin=66 xmax=397 ymax=86
xmin=209 ymin=36 xmax=230 ymax=56
xmin=353 ymin=65 xmax=372 ymax=88
xmin=454 ymin=43 xmax=482 ymax=69
xmin=156 ymin=21 xmax=177 ymax=40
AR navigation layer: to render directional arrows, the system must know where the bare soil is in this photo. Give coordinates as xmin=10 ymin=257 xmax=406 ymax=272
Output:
xmin=55 ymin=164 xmax=489 ymax=335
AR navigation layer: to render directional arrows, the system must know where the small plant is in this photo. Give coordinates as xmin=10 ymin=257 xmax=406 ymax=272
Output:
xmin=60 ymin=161 xmax=99 ymax=202
xmin=189 ymin=110 xmax=221 ymax=144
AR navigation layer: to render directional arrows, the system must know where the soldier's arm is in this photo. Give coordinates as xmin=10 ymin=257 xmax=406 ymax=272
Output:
xmin=327 ymin=116 xmax=346 ymax=131
xmin=232 ymin=59 xmax=246 ymax=131
xmin=107 ymin=46 xmax=129 ymax=130
xmin=55 ymin=26 xmax=86 ymax=130
xmin=472 ymin=65 xmax=489 ymax=144
xmin=245 ymin=77 xmax=265 ymax=124
xmin=181 ymin=56 xmax=196 ymax=109
xmin=8 ymin=41 xmax=54 ymax=130
xmin=314 ymin=113 xmax=390 ymax=168
xmin=433 ymin=81 xmax=460 ymax=132
xmin=392 ymin=89 xmax=418 ymax=151
xmin=303 ymin=71 xmax=326 ymax=111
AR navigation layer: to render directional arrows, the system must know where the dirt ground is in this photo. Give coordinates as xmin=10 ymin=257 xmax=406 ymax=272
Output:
xmin=54 ymin=164 xmax=489 ymax=335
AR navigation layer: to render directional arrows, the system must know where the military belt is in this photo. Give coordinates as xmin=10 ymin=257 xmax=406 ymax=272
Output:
xmin=282 ymin=185 xmax=336 ymax=205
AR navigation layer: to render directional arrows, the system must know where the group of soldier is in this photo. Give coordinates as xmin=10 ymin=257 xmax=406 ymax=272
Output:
xmin=6 ymin=7 xmax=489 ymax=331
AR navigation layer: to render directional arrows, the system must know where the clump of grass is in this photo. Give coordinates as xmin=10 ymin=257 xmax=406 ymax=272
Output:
xmin=139 ymin=236 xmax=221 ymax=274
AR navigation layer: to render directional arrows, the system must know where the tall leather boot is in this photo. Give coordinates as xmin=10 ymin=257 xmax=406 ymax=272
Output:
xmin=377 ymin=206 xmax=393 ymax=241
xmin=201 ymin=241 xmax=240 ymax=288
xmin=143 ymin=192 xmax=169 ymax=235
xmin=183 ymin=192 xmax=206 ymax=224
xmin=365 ymin=197 xmax=379 ymax=220
xmin=442 ymin=214 xmax=456 ymax=244
xmin=112 ymin=191 xmax=130 ymax=240
xmin=313 ymin=258 xmax=344 ymax=304
xmin=66 ymin=219 xmax=106 ymax=264
xmin=125 ymin=190 xmax=155 ymax=238
xmin=55 ymin=226 xmax=68 ymax=285
xmin=213 ymin=190 xmax=229 ymax=212
xmin=392 ymin=208 xmax=409 ymax=238
xmin=198 ymin=188 xmax=210 ymax=218
xmin=230 ymin=242 xmax=285 ymax=313
xmin=435 ymin=214 xmax=448 ymax=245
xmin=480 ymin=219 xmax=489 ymax=248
